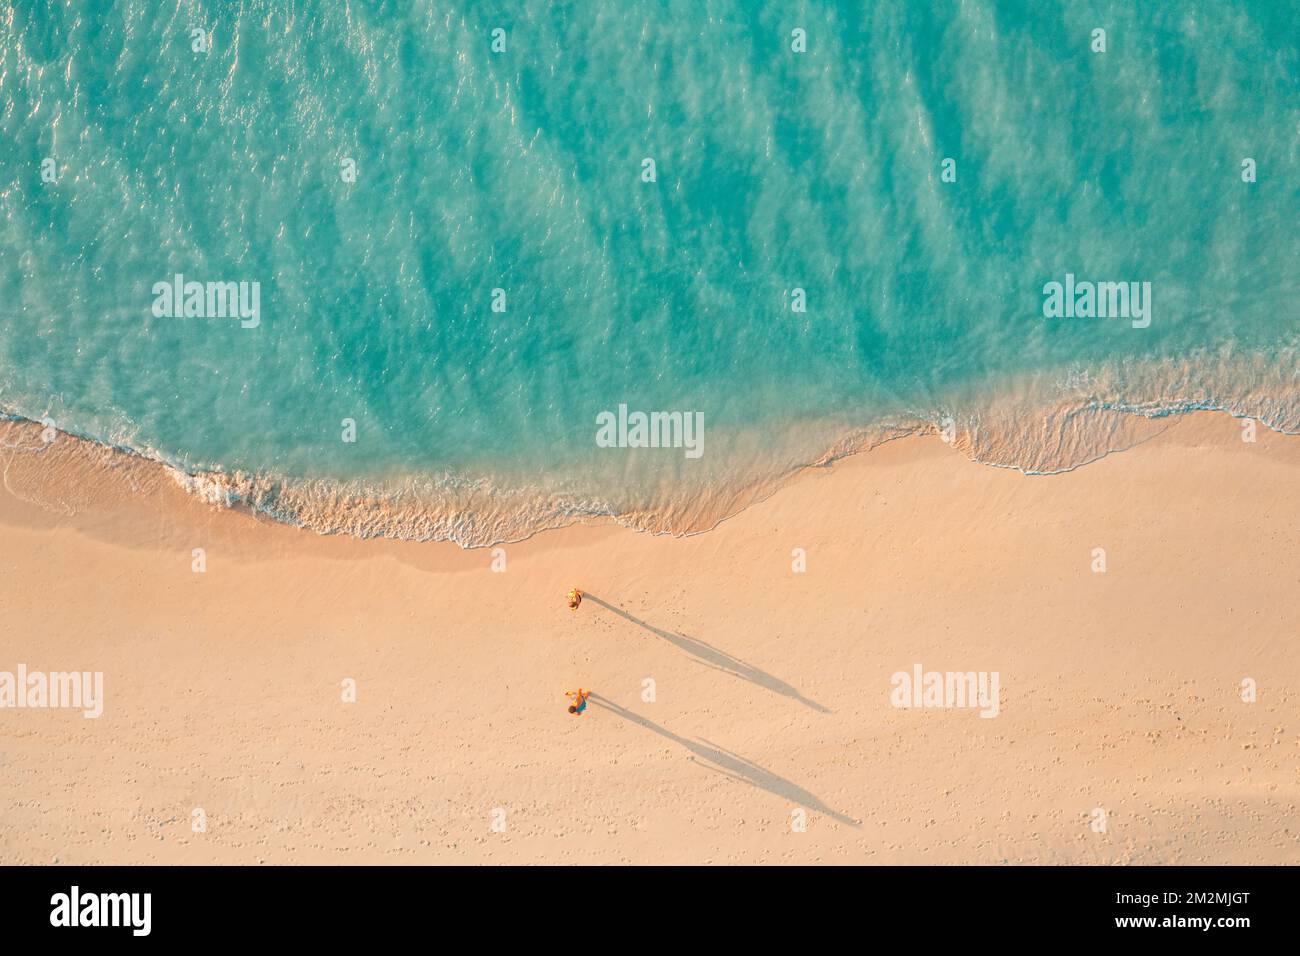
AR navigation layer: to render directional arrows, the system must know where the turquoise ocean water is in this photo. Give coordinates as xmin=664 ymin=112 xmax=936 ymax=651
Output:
xmin=1 ymin=1 xmax=1296 ymax=544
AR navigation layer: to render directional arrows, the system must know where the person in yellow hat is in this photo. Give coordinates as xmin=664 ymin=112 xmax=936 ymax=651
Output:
xmin=565 ymin=688 xmax=590 ymax=715
xmin=567 ymin=587 xmax=583 ymax=611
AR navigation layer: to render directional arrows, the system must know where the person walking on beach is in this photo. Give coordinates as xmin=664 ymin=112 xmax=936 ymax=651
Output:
xmin=566 ymin=689 xmax=590 ymax=715
xmin=567 ymin=587 xmax=583 ymax=611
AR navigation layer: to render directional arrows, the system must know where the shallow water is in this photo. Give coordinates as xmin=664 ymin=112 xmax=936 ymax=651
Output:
xmin=1 ymin=1 xmax=1296 ymax=544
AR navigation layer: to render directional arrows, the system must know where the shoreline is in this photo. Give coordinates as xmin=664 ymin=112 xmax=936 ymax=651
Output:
xmin=4 ymin=359 xmax=1299 ymax=550
xmin=1 ymin=409 xmax=1297 ymax=864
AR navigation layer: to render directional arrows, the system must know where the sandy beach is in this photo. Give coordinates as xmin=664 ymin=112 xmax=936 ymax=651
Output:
xmin=0 ymin=411 xmax=1296 ymax=865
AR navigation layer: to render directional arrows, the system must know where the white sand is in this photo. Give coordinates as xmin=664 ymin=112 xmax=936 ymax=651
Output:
xmin=0 ymin=411 xmax=1296 ymax=864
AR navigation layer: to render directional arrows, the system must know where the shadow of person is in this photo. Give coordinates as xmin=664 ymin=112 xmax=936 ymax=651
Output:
xmin=590 ymin=693 xmax=859 ymax=827
xmin=584 ymin=594 xmax=830 ymax=713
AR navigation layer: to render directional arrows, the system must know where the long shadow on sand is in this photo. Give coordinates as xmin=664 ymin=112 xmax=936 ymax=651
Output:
xmin=590 ymin=693 xmax=859 ymax=826
xmin=586 ymin=594 xmax=829 ymax=713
